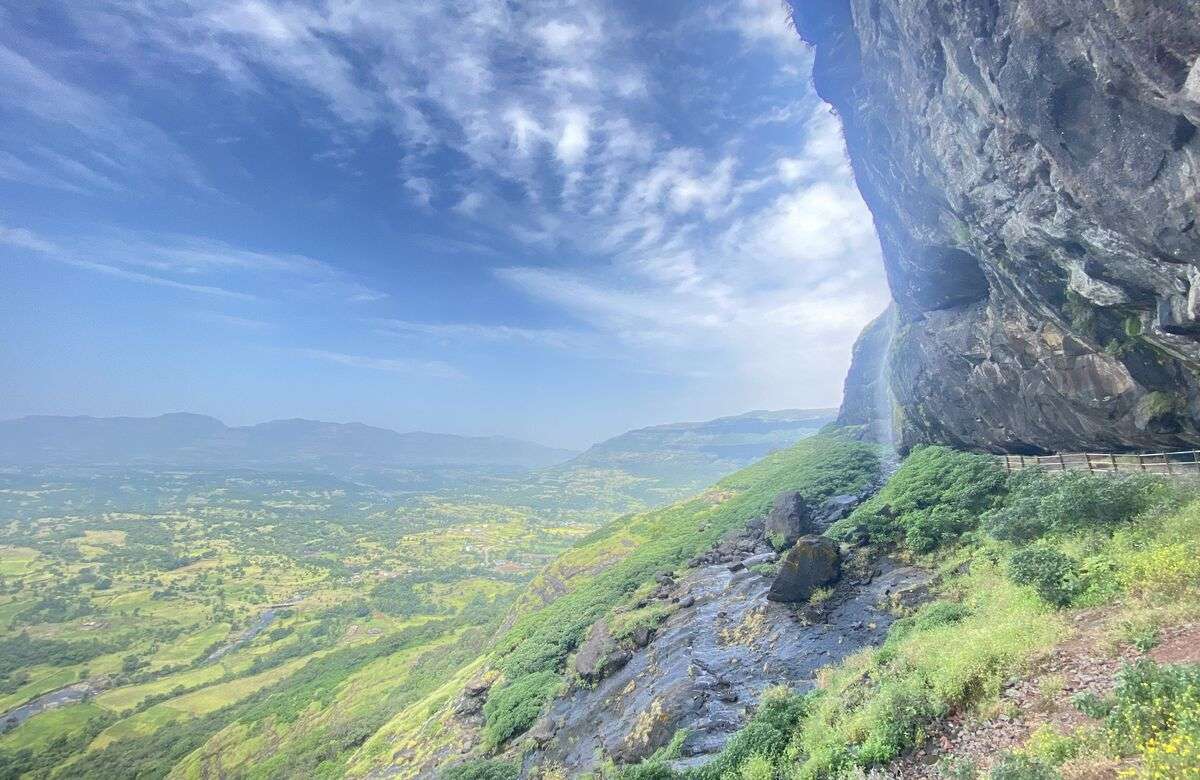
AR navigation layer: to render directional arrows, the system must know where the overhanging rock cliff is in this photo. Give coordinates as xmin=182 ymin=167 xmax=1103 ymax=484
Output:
xmin=792 ymin=0 xmax=1200 ymax=453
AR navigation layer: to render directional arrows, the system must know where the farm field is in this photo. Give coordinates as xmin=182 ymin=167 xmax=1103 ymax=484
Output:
xmin=0 ymin=469 xmax=584 ymax=778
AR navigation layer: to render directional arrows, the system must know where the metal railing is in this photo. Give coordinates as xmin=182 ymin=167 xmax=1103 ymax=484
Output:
xmin=1000 ymin=450 xmax=1200 ymax=476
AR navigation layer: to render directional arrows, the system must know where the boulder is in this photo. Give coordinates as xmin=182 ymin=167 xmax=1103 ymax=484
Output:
xmin=631 ymin=625 xmax=654 ymax=648
xmin=528 ymin=717 xmax=557 ymax=745
xmin=765 ymin=491 xmax=813 ymax=551
xmin=767 ymin=536 xmax=841 ymax=603
xmin=574 ymin=620 xmax=631 ymax=683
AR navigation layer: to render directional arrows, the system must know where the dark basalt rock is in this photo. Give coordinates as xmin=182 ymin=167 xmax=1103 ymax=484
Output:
xmin=521 ymin=555 xmax=929 ymax=776
xmin=765 ymin=490 xmax=813 ymax=551
xmin=767 ymin=536 xmax=841 ymax=603
xmin=792 ymin=0 xmax=1200 ymax=453
xmin=814 ymin=494 xmax=862 ymax=527
xmin=573 ymin=620 xmax=631 ymax=683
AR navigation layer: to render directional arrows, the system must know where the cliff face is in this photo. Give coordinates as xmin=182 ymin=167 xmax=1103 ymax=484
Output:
xmin=793 ymin=0 xmax=1200 ymax=453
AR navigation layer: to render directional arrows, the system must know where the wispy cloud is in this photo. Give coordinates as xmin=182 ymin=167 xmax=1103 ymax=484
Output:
xmin=295 ymin=348 xmax=463 ymax=379
xmin=0 ymin=43 xmax=209 ymax=194
xmin=9 ymin=0 xmax=888 ymax=410
xmin=0 ymin=223 xmax=59 ymax=253
xmin=2 ymin=221 xmax=384 ymax=304
xmin=194 ymin=311 xmax=275 ymax=331
xmin=374 ymin=318 xmax=585 ymax=350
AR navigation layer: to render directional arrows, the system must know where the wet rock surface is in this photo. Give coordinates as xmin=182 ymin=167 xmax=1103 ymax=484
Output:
xmin=523 ymin=555 xmax=931 ymax=775
xmin=574 ymin=620 xmax=631 ymax=684
xmin=766 ymin=536 xmax=841 ymax=603
xmin=793 ymin=0 xmax=1200 ymax=454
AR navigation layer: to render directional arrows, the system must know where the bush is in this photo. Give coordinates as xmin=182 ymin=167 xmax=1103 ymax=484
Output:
xmin=685 ymin=687 xmax=809 ymax=779
xmin=984 ymin=471 xmax=1162 ymax=543
xmin=1102 ymin=660 xmax=1200 ymax=757
xmin=440 ymin=759 xmax=519 ymax=780
xmin=1008 ymin=546 xmax=1080 ymax=606
xmin=989 ymin=752 xmax=1057 ymax=780
xmin=829 ymin=446 xmax=1005 ymax=552
xmin=481 ymin=671 xmax=561 ymax=748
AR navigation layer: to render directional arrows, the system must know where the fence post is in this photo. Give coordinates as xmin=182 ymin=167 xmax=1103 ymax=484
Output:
xmin=1110 ymin=453 xmax=1117 ymax=473
xmin=1058 ymin=453 xmax=1066 ymax=471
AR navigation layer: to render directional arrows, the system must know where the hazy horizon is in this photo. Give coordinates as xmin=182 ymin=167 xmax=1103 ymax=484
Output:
xmin=1 ymin=0 xmax=887 ymax=449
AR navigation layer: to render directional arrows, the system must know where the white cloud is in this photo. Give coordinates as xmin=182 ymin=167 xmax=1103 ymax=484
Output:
xmin=0 ymin=44 xmax=209 ymax=193
xmin=404 ymin=176 xmax=433 ymax=207
xmin=722 ymin=0 xmax=805 ymax=54
xmin=3 ymin=222 xmax=384 ymax=304
xmin=555 ymin=107 xmax=591 ymax=167
xmin=295 ymin=348 xmax=463 ymax=379
xmin=0 ymin=223 xmax=59 ymax=253
xmin=376 ymin=319 xmax=585 ymax=349
xmin=453 ymin=191 xmax=487 ymax=216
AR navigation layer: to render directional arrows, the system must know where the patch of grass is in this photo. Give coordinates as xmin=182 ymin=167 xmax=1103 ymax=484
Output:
xmin=440 ymin=758 xmax=520 ymax=780
xmin=828 ymin=445 xmax=1005 ymax=552
xmin=481 ymin=670 xmax=560 ymax=748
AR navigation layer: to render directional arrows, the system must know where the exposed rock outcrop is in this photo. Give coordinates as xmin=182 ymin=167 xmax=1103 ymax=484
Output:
xmin=765 ymin=490 xmax=813 ymax=550
xmin=767 ymin=536 xmax=842 ymax=603
xmin=573 ymin=620 xmax=631 ymax=684
xmin=792 ymin=0 xmax=1200 ymax=453
xmin=522 ymin=554 xmax=929 ymax=775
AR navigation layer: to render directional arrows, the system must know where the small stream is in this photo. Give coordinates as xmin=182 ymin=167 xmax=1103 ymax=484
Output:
xmin=205 ymin=607 xmax=282 ymax=663
xmin=0 ymin=679 xmax=107 ymax=733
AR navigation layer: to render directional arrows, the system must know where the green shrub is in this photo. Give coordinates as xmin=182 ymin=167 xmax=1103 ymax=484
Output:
xmin=1008 ymin=546 xmax=1080 ymax=606
xmin=481 ymin=670 xmax=560 ymax=748
xmin=1100 ymin=660 xmax=1200 ymax=755
xmin=989 ymin=752 xmax=1058 ymax=780
xmin=685 ymin=687 xmax=809 ymax=779
xmin=1021 ymin=723 xmax=1082 ymax=766
xmin=984 ymin=471 xmax=1162 ymax=543
xmin=440 ymin=759 xmax=520 ymax=780
xmin=828 ymin=446 xmax=1005 ymax=552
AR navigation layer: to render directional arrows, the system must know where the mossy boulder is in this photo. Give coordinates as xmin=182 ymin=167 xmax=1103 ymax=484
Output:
xmin=767 ymin=536 xmax=840 ymax=603
xmin=573 ymin=620 xmax=630 ymax=683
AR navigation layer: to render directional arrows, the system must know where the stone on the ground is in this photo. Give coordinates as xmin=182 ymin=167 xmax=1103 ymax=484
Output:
xmin=765 ymin=490 xmax=813 ymax=551
xmin=574 ymin=620 xmax=631 ymax=683
xmin=767 ymin=536 xmax=841 ymax=603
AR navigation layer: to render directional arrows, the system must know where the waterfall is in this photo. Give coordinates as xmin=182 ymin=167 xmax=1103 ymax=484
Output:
xmin=874 ymin=305 xmax=900 ymax=476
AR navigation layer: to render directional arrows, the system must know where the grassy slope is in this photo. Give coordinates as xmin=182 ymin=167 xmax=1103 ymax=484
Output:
xmin=616 ymin=447 xmax=1200 ymax=780
xmin=349 ymin=432 xmax=881 ymax=775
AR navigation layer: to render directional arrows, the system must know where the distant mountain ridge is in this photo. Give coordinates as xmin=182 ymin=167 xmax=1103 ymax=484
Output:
xmin=559 ymin=408 xmax=837 ymax=483
xmin=0 ymin=413 xmax=576 ymax=470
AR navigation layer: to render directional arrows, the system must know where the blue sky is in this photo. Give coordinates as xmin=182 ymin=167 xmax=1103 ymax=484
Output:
xmin=0 ymin=0 xmax=886 ymax=449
